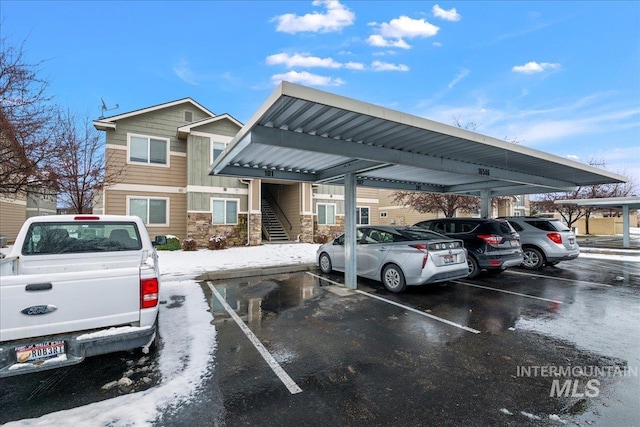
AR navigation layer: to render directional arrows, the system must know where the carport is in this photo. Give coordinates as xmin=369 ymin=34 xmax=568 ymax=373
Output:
xmin=555 ymin=196 xmax=640 ymax=248
xmin=211 ymin=82 xmax=626 ymax=289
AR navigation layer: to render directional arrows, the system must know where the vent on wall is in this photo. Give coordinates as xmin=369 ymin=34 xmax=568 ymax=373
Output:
xmin=184 ymin=111 xmax=193 ymax=122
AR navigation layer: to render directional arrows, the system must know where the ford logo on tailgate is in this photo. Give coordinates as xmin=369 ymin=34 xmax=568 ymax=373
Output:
xmin=21 ymin=305 xmax=58 ymax=315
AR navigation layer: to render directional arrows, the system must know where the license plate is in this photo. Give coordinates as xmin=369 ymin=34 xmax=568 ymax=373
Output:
xmin=569 ymin=238 xmax=575 ymax=244
xmin=15 ymin=340 xmax=65 ymax=363
xmin=443 ymin=255 xmax=454 ymax=264
xmin=510 ymin=240 xmax=520 ymax=247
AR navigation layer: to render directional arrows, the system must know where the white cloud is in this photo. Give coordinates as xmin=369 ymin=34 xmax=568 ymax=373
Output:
xmin=368 ymin=16 xmax=439 ymax=49
xmin=271 ymin=70 xmax=345 ymax=87
xmin=173 ymin=59 xmax=198 ymax=85
xmin=433 ymin=41 xmax=443 ymax=47
xmin=345 ymin=61 xmax=365 ymax=70
xmin=273 ymin=0 xmax=355 ymax=33
xmin=367 ymin=34 xmax=411 ymax=49
xmin=266 ymin=52 xmax=342 ymax=69
xmin=448 ymin=68 xmax=470 ymax=88
xmin=432 ymin=4 xmax=461 ymax=22
xmin=371 ymin=61 xmax=409 ymax=72
xmin=512 ymin=61 xmax=561 ymax=74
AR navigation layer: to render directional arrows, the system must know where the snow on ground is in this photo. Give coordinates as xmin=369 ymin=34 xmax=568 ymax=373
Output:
xmin=158 ymin=243 xmax=321 ymax=278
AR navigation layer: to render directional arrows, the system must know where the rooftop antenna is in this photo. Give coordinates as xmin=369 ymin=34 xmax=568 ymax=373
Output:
xmin=100 ymin=97 xmax=119 ymax=118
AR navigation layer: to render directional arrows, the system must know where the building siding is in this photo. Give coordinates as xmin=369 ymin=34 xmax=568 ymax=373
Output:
xmin=0 ymin=196 xmax=27 ymax=244
xmin=105 ymin=189 xmax=187 ymax=240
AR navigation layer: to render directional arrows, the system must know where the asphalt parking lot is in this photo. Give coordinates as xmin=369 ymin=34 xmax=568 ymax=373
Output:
xmin=1 ymin=246 xmax=638 ymax=426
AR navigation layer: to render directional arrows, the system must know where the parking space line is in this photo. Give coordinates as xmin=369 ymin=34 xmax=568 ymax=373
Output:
xmin=504 ymin=270 xmax=613 ymax=287
xmin=356 ymin=290 xmax=481 ymax=334
xmin=307 ymin=272 xmax=480 ymax=334
xmin=452 ymin=281 xmax=564 ymax=304
xmin=206 ymin=282 xmax=303 ymax=395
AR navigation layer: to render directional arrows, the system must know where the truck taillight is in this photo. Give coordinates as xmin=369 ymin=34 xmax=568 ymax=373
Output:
xmin=477 ymin=234 xmax=502 ymax=246
xmin=547 ymin=232 xmax=562 ymax=244
xmin=74 ymin=215 xmax=100 ymax=220
xmin=411 ymin=244 xmax=429 ymax=269
xmin=141 ymin=278 xmax=159 ymax=309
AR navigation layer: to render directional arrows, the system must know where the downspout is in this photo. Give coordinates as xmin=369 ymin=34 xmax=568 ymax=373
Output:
xmin=240 ymin=179 xmax=252 ymax=245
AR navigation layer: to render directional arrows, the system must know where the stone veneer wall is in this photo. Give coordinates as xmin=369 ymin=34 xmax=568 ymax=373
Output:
xmin=314 ymin=216 xmax=345 ymax=243
xmin=298 ymin=215 xmax=314 ymax=243
xmin=248 ymin=213 xmax=262 ymax=246
xmin=187 ymin=212 xmax=249 ymax=247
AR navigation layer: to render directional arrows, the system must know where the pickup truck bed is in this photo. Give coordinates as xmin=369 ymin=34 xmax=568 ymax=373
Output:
xmin=0 ymin=215 xmax=161 ymax=378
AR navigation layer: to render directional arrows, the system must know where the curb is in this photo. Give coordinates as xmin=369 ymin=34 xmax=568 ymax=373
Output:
xmin=196 ymin=263 xmax=317 ymax=281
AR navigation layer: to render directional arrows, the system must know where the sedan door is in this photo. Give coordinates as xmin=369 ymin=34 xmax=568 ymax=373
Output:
xmin=357 ymin=228 xmax=394 ymax=279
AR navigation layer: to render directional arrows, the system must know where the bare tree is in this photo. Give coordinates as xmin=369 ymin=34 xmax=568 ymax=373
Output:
xmin=52 ymin=109 xmax=123 ymax=213
xmin=0 ymin=36 xmax=58 ymax=196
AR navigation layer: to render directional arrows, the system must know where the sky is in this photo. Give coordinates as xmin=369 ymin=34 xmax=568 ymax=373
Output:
xmin=2 ymin=1 xmax=639 ymax=186
xmin=2 ymin=242 xmax=637 ymax=426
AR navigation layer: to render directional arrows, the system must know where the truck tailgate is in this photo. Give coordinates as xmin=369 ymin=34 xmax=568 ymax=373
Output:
xmin=0 ymin=266 xmax=141 ymax=342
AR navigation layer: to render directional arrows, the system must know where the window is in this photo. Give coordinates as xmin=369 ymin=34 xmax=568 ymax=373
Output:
xmin=380 ymin=212 xmax=388 ymax=218
xmin=128 ymin=197 xmax=168 ymax=226
xmin=129 ymin=134 xmax=168 ymax=166
xmin=317 ymin=203 xmax=336 ymax=225
xmin=356 ymin=207 xmax=370 ymax=225
xmin=211 ymin=141 xmax=226 ymax=164
xmin=212 ymin=199 xmax=238 ymax=224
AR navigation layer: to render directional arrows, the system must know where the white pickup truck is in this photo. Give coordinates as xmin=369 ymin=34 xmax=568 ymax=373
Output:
xmin=0 ymin=215 xmax=162 ymax=378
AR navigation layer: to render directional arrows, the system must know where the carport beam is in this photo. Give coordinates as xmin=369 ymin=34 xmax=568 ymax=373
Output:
xmin=623 ymin=205 xmax=630 ymax=248
xmin=480 ymin=189 xmax=491 ymax=218
xmin=344 ymin=173 xmax=357 ymax=289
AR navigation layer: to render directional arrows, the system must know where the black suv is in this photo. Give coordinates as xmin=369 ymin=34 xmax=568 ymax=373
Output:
xmin=414 ymin=218 xmax=523 ymax=278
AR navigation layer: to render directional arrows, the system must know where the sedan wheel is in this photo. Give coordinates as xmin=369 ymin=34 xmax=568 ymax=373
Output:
xmin=522 ymin=247 xmax=544 ymax=270
xmin=467 ymin=256 xmax=480 ymax=279
xmin=382 ymin=264 xmax=407 ymax=293
xmin=319 ymin=252 xmax=333 ymax=273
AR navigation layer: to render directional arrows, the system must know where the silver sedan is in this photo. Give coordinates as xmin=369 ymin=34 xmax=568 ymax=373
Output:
xmin=316 ymin=226 xmax=468 ymax=293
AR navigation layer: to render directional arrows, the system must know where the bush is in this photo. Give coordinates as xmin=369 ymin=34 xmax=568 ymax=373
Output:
xmin=156 ymin=237 xmax=181 ymax=251
xmin=208 ymin=234 xmax=227 ymax=250
xmin=181 ymin=238 xmax=197 ymax=251
xmin=315 ymin=234 xmax=330 ymax=244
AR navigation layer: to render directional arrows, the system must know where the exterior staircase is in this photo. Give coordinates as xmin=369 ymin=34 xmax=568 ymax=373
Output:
xmin=261 ymin=199 xmax=289 ymax=242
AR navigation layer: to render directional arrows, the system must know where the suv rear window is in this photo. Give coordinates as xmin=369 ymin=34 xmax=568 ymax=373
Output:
xmin=22 ymin=222 xmax=142 ymax=255
xmin=525 ymin=220 xmax=570 ymax=232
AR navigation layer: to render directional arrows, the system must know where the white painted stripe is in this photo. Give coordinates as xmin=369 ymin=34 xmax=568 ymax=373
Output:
xmin=206 ymin=282 xmax=303 ymax=395
xmin=355 ymin=289 xmax=481 ymax=334
xmin=452 ymin=281 xmax=564 ymax=304
xmin=306 ymin=272 xmax=480 ymax=334
xmin=504 ymin=270 xmax=613 ymax=287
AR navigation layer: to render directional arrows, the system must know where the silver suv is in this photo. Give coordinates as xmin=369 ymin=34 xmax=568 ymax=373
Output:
xmin=499 ymin=217 xmax=580 ymax=269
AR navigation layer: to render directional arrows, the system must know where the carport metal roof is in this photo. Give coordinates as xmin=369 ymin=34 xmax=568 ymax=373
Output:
xmin=555 ymin=197 xmax=640 ymax=248
xmin=211 ymin=82 xmax=626 ymax=197
xmin=211 ymin=81 xmax=627 ymax=289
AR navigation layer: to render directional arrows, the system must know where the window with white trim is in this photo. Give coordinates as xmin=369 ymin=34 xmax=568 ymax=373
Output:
xmin=380 ymin=212 xmax=388 ymax=218
xmin=211 ymin=141 xmax=226 ymax=164
xmin=128 ymin=197 xmax=168 ymax=226
xmin=317 ymin=203 xmax=336 ymax=225
xmin=212 ymin=198 xmax=238 ymax=224
xmin=356 ymin=206 xmax=370 ymax=225
xmin=128 ymin=134 xmax=169 ymax=166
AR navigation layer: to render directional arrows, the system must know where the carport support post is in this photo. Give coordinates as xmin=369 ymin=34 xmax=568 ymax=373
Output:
xmin=480 ymin=189 xmax=491 ymax=219
xmin=344 ymin=173 xmax=357 ymax=289
xmin=623 ymin=205 xmax=630 ymax=248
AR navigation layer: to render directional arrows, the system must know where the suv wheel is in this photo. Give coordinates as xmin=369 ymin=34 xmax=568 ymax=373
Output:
xmin=522 ymin=247 xmax=544 ymax=270
xmin=467 ymin=256 xmax=480 ymax=279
